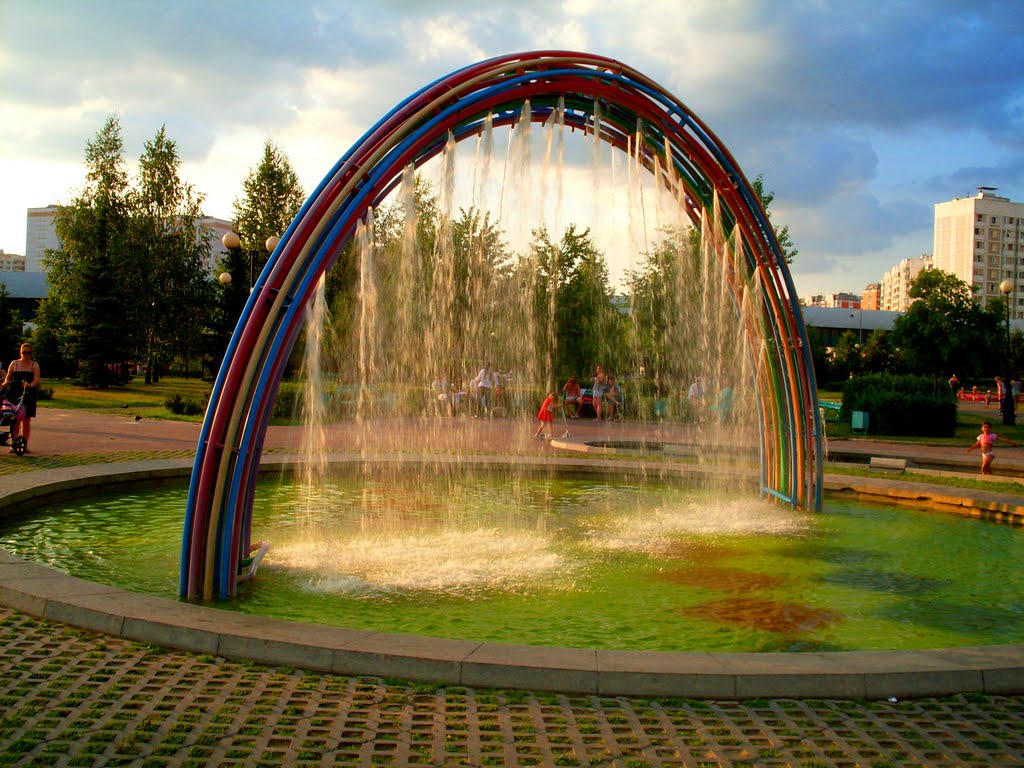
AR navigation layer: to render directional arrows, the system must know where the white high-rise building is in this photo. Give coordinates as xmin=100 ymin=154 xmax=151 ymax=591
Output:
xmin=26 ymin=205 xmax=60 ymax=272
xmin=880 ymin=255 xmax=932 ymax=312
xmin=934 ymin=188 xmax=1024 ymax=319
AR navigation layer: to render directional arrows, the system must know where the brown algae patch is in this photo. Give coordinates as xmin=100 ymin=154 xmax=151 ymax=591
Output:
xmin=658 ymin=565 xmax=787 ymax=592
xmin=683 ymin=597 xmax=841 ymax=634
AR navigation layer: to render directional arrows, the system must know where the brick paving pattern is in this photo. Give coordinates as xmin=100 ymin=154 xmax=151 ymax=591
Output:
xmin=3 ymin=610 xmax=1023 ymax=768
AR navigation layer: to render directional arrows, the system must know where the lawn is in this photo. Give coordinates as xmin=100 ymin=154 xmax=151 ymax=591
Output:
xmin=37 ymin=377 xmax=212 ymax=421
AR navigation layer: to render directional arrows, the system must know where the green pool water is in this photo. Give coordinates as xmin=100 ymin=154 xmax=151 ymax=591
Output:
xmin=1 ymin=475 xmax=1021 ymax=653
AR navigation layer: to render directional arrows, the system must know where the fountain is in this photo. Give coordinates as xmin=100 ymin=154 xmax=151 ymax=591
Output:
xmin=5 ymin=475 xmax=1024 ymax=654
xmin=1 ymin=52 xmax=1021 ymax=697
xmin=182 ymin=51 xmax=823 ymax=602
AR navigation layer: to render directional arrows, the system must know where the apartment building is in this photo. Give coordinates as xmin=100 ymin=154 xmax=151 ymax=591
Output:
xmin=861 ymin=283 xmax=880 ymax=310
xmin=24 ymin=206 xmax=234 ymax=276
xmin=934 ymin=187 xmax=1024 ymax=319
xmin=880 ymin=255 xmax=932 ymax=312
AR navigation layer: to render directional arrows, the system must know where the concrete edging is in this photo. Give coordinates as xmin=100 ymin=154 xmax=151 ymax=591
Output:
xmin=0 ymin=459 xmax=1021 ymax=699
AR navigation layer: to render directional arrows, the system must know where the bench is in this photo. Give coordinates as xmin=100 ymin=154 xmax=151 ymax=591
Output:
xmin=819 ymin=400 xmax=841 ymax=424
xmin=869 ymin=456 xmax=907 ymax=472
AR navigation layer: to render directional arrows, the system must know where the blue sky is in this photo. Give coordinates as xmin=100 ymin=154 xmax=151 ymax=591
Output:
xmin=1 ymin=0 xmax=1022 ymax=297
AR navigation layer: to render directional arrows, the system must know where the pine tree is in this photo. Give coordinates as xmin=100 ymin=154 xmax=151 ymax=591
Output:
xmin=232 ymin=141 xmax=306 ymax=290
xmin=46 ymin=115 xmax=135 ymax=387
xmin=134 ymin=126 xmax=212 ymax=382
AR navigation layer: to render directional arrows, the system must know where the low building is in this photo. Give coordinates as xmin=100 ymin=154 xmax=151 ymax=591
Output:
xmin=0 ymin=271 xmax=48 ymax=323
xmin=801 ymin=306 xmax=900 ymax=347
xmin=825 ymin=293 xmax=861 ymax=309
xmin=0 ymin=250 xmax=26 ymax=272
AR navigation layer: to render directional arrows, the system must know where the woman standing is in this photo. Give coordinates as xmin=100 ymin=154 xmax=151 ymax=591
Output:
xmin=4 ymin=343 xmax=41 ymax=453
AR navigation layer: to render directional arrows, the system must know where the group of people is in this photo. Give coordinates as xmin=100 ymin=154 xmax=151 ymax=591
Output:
xmin=3 ymin=343 xmax=41 ymax=453
xmin=431 ymin=364 xmax=507 ymax=417
xmin=950 ymin=373 xmax=1023 ymax=407
xmin=560 ymin=366 xmax=622 ymax=421
xmin=686 ymin=376 xmax=734 ymax=422
xmin=535 ymin=366 xmax=622 ymax=439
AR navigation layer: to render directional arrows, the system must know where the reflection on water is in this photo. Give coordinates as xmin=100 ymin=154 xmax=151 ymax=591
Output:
xmin=1 ymin=475 xmax=1021 ymax=653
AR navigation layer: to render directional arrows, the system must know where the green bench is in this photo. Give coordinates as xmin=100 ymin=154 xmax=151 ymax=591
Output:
xmin=819 ymin=400 xmax=841 ymax=424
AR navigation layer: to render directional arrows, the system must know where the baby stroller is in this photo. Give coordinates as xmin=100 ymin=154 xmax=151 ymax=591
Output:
xmin=0 ymin=389 xmax=27 ymax=456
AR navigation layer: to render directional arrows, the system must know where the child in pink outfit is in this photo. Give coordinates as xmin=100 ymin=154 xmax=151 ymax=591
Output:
xmin=967 ymin=421 xmax=1020 ymax=475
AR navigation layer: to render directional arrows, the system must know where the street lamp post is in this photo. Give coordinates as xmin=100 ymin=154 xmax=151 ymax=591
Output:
xmin=221 ymin=231 xmax=247 ymax=287
xmin=999 ymin=278 xmax=1015 ymax=426
xmin=222 ymin=231 xmax=281 ymax=291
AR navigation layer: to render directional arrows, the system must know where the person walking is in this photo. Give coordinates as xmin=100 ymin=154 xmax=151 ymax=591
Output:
xmin=3 ymin=343 xmax=41 ymax=453
xmin=473 ymin=364 xmax=498 ymax=416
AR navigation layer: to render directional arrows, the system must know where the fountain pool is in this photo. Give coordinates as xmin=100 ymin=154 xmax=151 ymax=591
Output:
xmin=3 ymin=468 xmax=1021 ymax=654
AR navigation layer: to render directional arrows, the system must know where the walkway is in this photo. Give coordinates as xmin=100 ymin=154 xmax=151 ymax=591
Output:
xmin=3 ymin=609 xmax=1023 ymax=767
xmin=2 ymin=408 xmax=1023 ymax=766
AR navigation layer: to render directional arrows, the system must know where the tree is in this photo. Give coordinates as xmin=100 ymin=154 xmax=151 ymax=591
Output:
xmin=134 ymin=126 xmax=212 ymax=382
xmin=0 ymin=286 xmax=26 ymax=372
xmin=46 ymin=115 xmax=136 ymax=387
xmin=30 ymin=298 xmax=73 ymax=380
xmin=626 ymin=226 xmax=696 ymax=393
xmin=750 ymin=174 xmax=798 ymax=265
xmin=232 ymin=141 xmax=306 ymax=290
xmin=890 ymin=269 xmax=1001 ymax=377
xmin=803 ymin=325 xmax=830 ymax=387
xmin=526 ymin=225 xmax=619 ymax=387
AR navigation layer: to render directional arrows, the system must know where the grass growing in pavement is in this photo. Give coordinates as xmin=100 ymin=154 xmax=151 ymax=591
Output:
xmin=827 ymin=464 xmax=1024 ymax=494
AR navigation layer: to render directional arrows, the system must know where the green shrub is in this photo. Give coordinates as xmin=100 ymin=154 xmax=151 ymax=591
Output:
xmin=164 ymin=393 xmax=206 ymax=416
xmin=272 ymin=381 xmax=304 ymax=419
xmin=841 ymin=373 xmax=956 ymax=436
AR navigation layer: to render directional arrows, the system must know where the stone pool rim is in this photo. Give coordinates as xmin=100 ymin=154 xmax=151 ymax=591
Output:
xmin=0 ymin=457 xmax=1021 ymax=699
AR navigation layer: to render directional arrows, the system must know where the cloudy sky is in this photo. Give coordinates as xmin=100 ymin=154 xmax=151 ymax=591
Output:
xmin=1 ymin=0 xmax=1022 ymax=297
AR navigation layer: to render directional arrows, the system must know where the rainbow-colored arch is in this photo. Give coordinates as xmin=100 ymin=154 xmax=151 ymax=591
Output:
xmin=181 ymin=51 xmax=823 ymax=600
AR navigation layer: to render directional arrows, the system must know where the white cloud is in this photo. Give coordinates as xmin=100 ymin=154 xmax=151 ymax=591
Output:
xmin=1 ymin=0 xmax=1022 ymax=303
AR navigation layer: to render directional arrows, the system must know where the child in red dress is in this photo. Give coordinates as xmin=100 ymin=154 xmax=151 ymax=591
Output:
xmin=534 ymin=392 xmax=557 ymax=439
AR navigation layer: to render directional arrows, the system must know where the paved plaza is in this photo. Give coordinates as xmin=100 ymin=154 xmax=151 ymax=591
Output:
xmin=3 ymin=610 xmax=1024 ymax=767
xmin=1 ymin=408 xmax=1023 ymax=766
